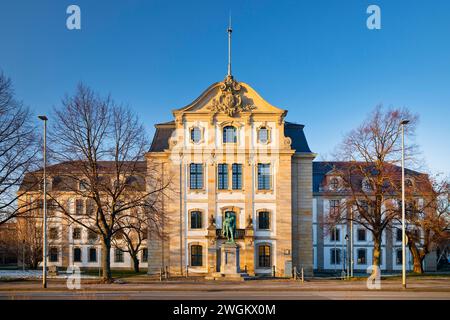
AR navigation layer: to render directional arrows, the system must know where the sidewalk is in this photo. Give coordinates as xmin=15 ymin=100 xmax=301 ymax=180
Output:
xmin=1 ymin=277 xmax=449 ymax=293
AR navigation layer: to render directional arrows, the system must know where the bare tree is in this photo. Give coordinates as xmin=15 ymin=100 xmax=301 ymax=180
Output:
xmin=17 ymin=209 xmax=43 ymax=269
xmin=0 ymin=72 xmax=38 ymax=225
xmin=394 ymin=177 xmax=450 ymax=273
xmin=330 ymin=105 xmax=420 ymax=273
xmin=0 ymin=221 xmax=18 ymax=266
xmin=112 ymin=196 xmax=166 ymax=273
xmin=112 ymin=207 xmax=148 ymax=273
xmin=48 ymin=84 xmax=169 ymax=282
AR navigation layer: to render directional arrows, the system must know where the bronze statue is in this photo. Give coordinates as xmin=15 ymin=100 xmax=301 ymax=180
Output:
xmin=221 ymin=212 xmax=236 ymax=243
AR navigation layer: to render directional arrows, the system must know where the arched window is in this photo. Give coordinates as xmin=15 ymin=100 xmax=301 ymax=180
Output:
xmin=224 ymin=210 xmax=236 ymax=223
xmin=257 ymin=127 xmax=270 ymax=144
xmin=190 ymin=211 xmax=203 ymax=229
xmin=405 ymin=178 xmax=414 ymax=188
xmin=79 ymin=179 xmax=88 ymax=191
xmin=362 ymin=179 xmax=373 ymax=192
xmin=52 ymin=176 xmax=62 ymax=189
xmin=190 ymin=127 xmax=202 ymax=144
xmin=258 ymin=245 xmax=271 ymax=268
xmin=223 ymin=126 xmax=237 ymax=143
xmin=190 ymin=245 xmax=203 ymax=266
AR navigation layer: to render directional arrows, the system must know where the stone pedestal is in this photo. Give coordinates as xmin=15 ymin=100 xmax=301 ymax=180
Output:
xmin=205 ymin=242 xmax=250 ymax=281
xmin=220 ymin=243 xmax=240 ymax=274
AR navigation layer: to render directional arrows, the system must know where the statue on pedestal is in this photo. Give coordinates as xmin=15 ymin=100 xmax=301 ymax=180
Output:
xmin=221 ymin=212 xmax=236 ymax=243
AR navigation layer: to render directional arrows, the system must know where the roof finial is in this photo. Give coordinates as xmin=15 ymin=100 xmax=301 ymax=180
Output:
xmin=227 ymin=13 xmax=233 ymax=77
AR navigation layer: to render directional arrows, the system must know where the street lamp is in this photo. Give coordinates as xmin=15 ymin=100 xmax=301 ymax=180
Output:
xmin=38 ymin=115 xmax=48 ymax=289
xmin=400 ymin=119 xmax=410 ymax=289
xmin=345 ymin=234 xmax=349 ymax=279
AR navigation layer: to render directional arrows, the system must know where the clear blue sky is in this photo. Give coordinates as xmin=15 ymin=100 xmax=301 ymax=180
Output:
xmin=1 ymin=0 xmax=449 ymax=175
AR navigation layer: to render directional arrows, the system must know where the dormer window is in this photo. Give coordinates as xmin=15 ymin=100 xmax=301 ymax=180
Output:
xmin=362 ymin=179 xmax=373 ymax=192
xmin=257 ymin=127 xmax=270 ymax=144
xmin=223 ymin=126 xmax=237 ymax=143
xmin=330 ymin=177 xmax=339 ymax=190
xmin=79 ymin=179 xmax=88 ymax=191
xmin=405 ymin=178 xmax=414 ymax=188
xmin=190 ymin=127 xmax=202 ymax=144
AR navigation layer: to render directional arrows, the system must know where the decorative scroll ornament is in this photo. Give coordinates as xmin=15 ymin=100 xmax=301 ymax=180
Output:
xmin=207 ymin=75 xmax=255 ymax=117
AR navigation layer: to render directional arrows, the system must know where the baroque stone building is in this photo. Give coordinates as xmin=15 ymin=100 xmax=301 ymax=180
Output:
xmin=146 ymin=74 xmax=316 ymax=277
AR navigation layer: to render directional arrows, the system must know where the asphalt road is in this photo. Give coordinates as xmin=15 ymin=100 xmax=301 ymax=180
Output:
xmin=1 ymin=289 xmax=450 ymax=300
xmin=1 ymin=277 xmax=450 ymax=300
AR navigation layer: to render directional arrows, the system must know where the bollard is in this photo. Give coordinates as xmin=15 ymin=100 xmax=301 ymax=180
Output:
xmin=293 ymin=266 xmax=297 ymax=280
xmin=244 ymin=265 xmax=248 ymax=274
xmin=165 ymin=266 xmax=168 ymax=280
xmin=301 ymin=267 xmax=304 ymax=283
xmin=272 ymin=265 xmax=276 ymax=278
xmin=185 ymin=265 xmax=188 ymax=278
xmin=159 ymin=268 xmax=162 ymax=282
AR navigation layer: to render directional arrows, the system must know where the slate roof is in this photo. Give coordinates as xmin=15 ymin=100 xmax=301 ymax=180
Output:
xmin=312 ymin=161 xmax=431 ymax=194
xmin=19 ymin=161 xmax=147 ymax=192
xmin=149 ymin=121 xmax=176 ymax=152
xmin=284 ymin=121 xmax=312 ymax=153
xmin=148 ymin=120 xmax=312 ymax=153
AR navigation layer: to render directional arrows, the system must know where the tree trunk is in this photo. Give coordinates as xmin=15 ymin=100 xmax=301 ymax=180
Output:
xmin=132 ymin=255 xmax=140 ymax=273
xmin=101 ymin=238 xmax=112 ymax=282
xmin=408 ymin=242 xmax=424 ymax=274
xmin=372 ymin=233 xmax=382 ymax=275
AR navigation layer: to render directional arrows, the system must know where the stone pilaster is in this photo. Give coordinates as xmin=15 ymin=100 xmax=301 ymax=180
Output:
xmin=292 ymin=153 xmax=316 ymax=277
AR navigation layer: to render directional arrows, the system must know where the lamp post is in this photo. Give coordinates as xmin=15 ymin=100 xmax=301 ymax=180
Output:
xmin=350 ymin=210 xmax=354 ymax=277
xmin=345 ymin=234 xmax=349 ymax=279
xmin=38 ymin=115 xmax=48 ymax=289
xmin=400 ymin=119 xmax=410 ymax=289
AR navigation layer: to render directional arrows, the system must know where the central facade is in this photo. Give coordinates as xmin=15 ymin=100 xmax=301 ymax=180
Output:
xmin=146 ymin=75 xmax=316 ymax=277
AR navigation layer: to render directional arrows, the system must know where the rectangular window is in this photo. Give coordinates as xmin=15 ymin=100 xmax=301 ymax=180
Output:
xmin=330 ymin=227 xmax=340 ymax=242
xmin=217 ymin=164 xmax=228 ymax=190
xmin=396 ymin=229 xmax=402 ymax=242
xmin=191 ymin=245 xmax=203 ymax=266
xmin=330 ymin=248 xmax=341 ymax=265
xmin=258 ymin=211 xmax=270 ymax=230
xmin=72 ymin=227 xmax=81 ymax=240
xmin=357 ymin=229 xmax=366 ymax=242
xmin=359 ymin=200 xmax=369 ymax=214
xmin=189 ymin=163 xmax=203 ymax=190
xmin=223 ymin=126 xmax=237 ymax=143
xmin=88 ymin=247 xmax=97 ymax=262
xmin=357 ymin=249 xmax=367 ymax=265
xmin=75 ymin=199 xmax=84 ymax=215
xmin=231 ymin=163 xmax=242 ymax=190
xmin=86 ymin=199 xmax=95 ymax=216
xmin=73 ymin=248 xmax=82 ymax=262
xmin=88 ymin=230 xmax=98 ymax=241
xmin=396 ymin=249 xmax=402 ymax=265
xmin=330 ymin=200 xmax=340 ymax=216
xmin=190 ymin=211 xmax=202 ymax=229
xmin=49 ymin=247 xmax=58 ymax=262
xmin=258 ymin=245 xmax=271 ymax=268
xmin=114 ymin=248 xmax=124 ymax=263
xmin=49 ymin=227 xmax=59 ymax=240
xmin=257 ymin=163 xmax=271 ymax=190
xmin=142 ymin=248 xmax=148 ymax=263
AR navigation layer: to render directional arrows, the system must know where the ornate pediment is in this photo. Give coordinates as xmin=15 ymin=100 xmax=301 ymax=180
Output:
xmin=206 ymin=75 xmax=255 ymax=117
